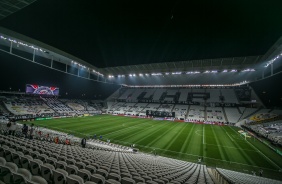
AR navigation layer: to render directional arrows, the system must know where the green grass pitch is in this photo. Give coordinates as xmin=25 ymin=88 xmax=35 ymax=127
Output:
xmin=25 ymin=115 xmax=282 ymax=180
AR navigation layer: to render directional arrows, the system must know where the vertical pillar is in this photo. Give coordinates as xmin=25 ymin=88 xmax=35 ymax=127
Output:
xmin=66 ymin=64 xmax=68 ymax=73
xmin=9 ymin=41 xmax=13 ymax=53
xmin=51 ymin=56 xmax=53 ymax=68
xmin=78 ymin=66 xmax=80 ymax=77
xmin=271 ymin=63 xmax=273 ymax=76
xmin=32 ymin=49 xmax=36 ymax=62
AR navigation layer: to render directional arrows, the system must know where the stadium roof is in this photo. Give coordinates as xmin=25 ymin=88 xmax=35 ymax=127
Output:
xmin=0 ymin=0 xmax=37 ymax=20
xmin=100 ymin=56 xmax=262 ymax=76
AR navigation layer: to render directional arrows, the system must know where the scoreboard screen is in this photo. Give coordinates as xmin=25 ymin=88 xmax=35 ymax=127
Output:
xmin=146 ymin=110 xmax=175 ymax=117
xmin=26 ymin=84 xmax=59 ymax=96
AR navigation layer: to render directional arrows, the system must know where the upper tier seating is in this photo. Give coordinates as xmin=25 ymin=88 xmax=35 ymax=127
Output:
xmin=206 ymin=107 xmax=225 ymax=122
xmin=224 ymin=107 xmax=241 ymax=123
xmin=221 ymin=89 xmax=239 ymax=104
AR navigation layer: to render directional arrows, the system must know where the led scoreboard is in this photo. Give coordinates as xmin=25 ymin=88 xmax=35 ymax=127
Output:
xmin=26 ymin=84 xmax=59 ymax=96
xmin=146 ymin=110 xmax=175 ymax=117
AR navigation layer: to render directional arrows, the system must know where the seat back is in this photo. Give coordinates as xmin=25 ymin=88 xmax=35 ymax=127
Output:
xmin=90 ymin=173 xmax=105 ymax=184
xmin=77 ymin=169 xmax=91 ymax=182
xmin=96 ymin=169 xmax=108 ymax=178
xmin=30 ymin=159 xmax=43 ymax=175
xmin=56 ymin=161 xmax=67 ymax=170
xmin=75 ymin=162 xmax=86 ymax=169
xmin=66 ymin=174 xmax=84 ymax=184
xmin=27 ymin=175 xmax=48 ymax=184
xmin=20 ymin=155 xmax=33 ymax=170
xmin=85 ymin=165 xmax=96 ymax=174
xmin=53 ymin=169 xmax=68 ymax=184
xmin=0 ymin=163 xmax=18 ymax=184
xmin=121 ymin=177 xmax=136 ymax=184
xmin=41 ymin=163 xmax=55 ymax=183
xmin=66 ymin=165 xmax=78 ymax=175
xmin=0 ymin=157 xmax=6 ymax=165
xmin=108 ymin=173 xmax=121 ymax=181
xmin=13 ymin=168 xmax=32 ymax=184
xmin=46 ymin=157 xmax=57 ymax=166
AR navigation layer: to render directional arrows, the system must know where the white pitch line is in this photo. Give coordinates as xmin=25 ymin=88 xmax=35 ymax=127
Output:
xmin=203 ymin=125 xmax=205 ymax=144
xmin=228 ymin=126 xmax=281 ymax=170
xmin=225 ymin=131 xmax=234 ymax=142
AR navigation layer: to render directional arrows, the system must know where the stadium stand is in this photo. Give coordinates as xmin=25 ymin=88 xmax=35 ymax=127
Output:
xmin=206 ymin=107 xmax=225 ymax=123
xmin=240 ymin=108 xmax=258 ymax=120
xmin=118 ymin=89 xmax=135 ymax=101
xmin=178 ymin=89 xmax=190 ymax=103
xmin=206 ymin=89 xmax=220 ymax=103
xmin=224 ymin=107 xmax=241 ymax=123
xmin=4 ymin=97 xmax=54 ymax=115
xmin=1 ymin=121 xmax=282 ymax=184
xmin=191 ymin=89 xmax=206 ymax=103
xmin=152 ymin=89 xmax=166 ymax=102
xmin=220 ymin=89 xmax=239 ymax=104
xmin=243 ymin=119 xmax=282 ymax=146
xmin=187 ymin=105 xmax=205 ymax=122
xmin=215 ymin=168 xmax=282 ymax=184
xmin=126 ymin=103 xmax=148 ymax=116
xmin=129 ymin=89 xmax=145 ymax=102
xmin=173 ymin=104 xmax=189 ymax=119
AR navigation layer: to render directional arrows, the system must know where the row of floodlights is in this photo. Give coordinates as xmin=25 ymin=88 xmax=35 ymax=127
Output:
xmin=125 ymin=80 xmax=249 ymax=88
xmin=265 ymin=53 xmax=282 ymax=67
xmin=0 ymin=35 xmax=105 ymax=77
xmin=108 ymin=69 xmax=255 ymax=78
xmin=1 ymin=35 xmax=46 ymax=52
xmin=70 ymin=61 xmax=104 ymax=76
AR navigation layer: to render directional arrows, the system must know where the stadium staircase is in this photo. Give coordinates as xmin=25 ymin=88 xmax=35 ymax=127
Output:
xmin=242 ymin=107 xmax=262 ymax=120
xmin=185 ymin=105 xmax=191 ymax=120
xmin=106 ymin=86 xmax=122 ymax=102
xmin=204 ymin=106 xmax=207 ymax=121
xmin=236 ymin=106 xmax=242 ymax=114
xmin=249 ymin=86 xmax=265 ymax=108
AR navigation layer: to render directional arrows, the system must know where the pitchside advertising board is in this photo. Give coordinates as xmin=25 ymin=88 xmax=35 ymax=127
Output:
xmin=146 ymin=110 xmax=175 ymax=117
xmin=26 ymin=84 xmax=59 ymax=96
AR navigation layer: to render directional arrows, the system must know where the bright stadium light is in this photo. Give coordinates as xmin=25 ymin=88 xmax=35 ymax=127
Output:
xmin=165 ymin=72 xmax=170 ymax=75
xmin=265 ymin=53 xmax=282 ymax=67
xmin=151 ymin=73 xmax=162 ymax=76
xmin=242 ymin=68 xmax=255 ymax=72
xmin=204 ymin=71 xmax=210 ymax=73
xmin=172 ymin=72 xmax=181 ymax=75
xmin=139 ymin=74 xmax=143 ymax=76
xmin=129 ymin=74 xmax=132 ymax=77
xmin=222 ymin=70 xmax=228 ymax=72
xmin=230 ymin=69 xmax=237 ymax=72
xmin=211 ymin=70 xmax=218 ymax=73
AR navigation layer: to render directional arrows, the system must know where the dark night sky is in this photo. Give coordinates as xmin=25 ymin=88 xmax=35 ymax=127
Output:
xmin=1 ymin=0 xmax=282 ymax=68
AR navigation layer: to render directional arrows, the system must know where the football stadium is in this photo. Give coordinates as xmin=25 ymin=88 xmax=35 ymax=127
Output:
xmin=0 ymin=0 xmax=282 ymax=184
